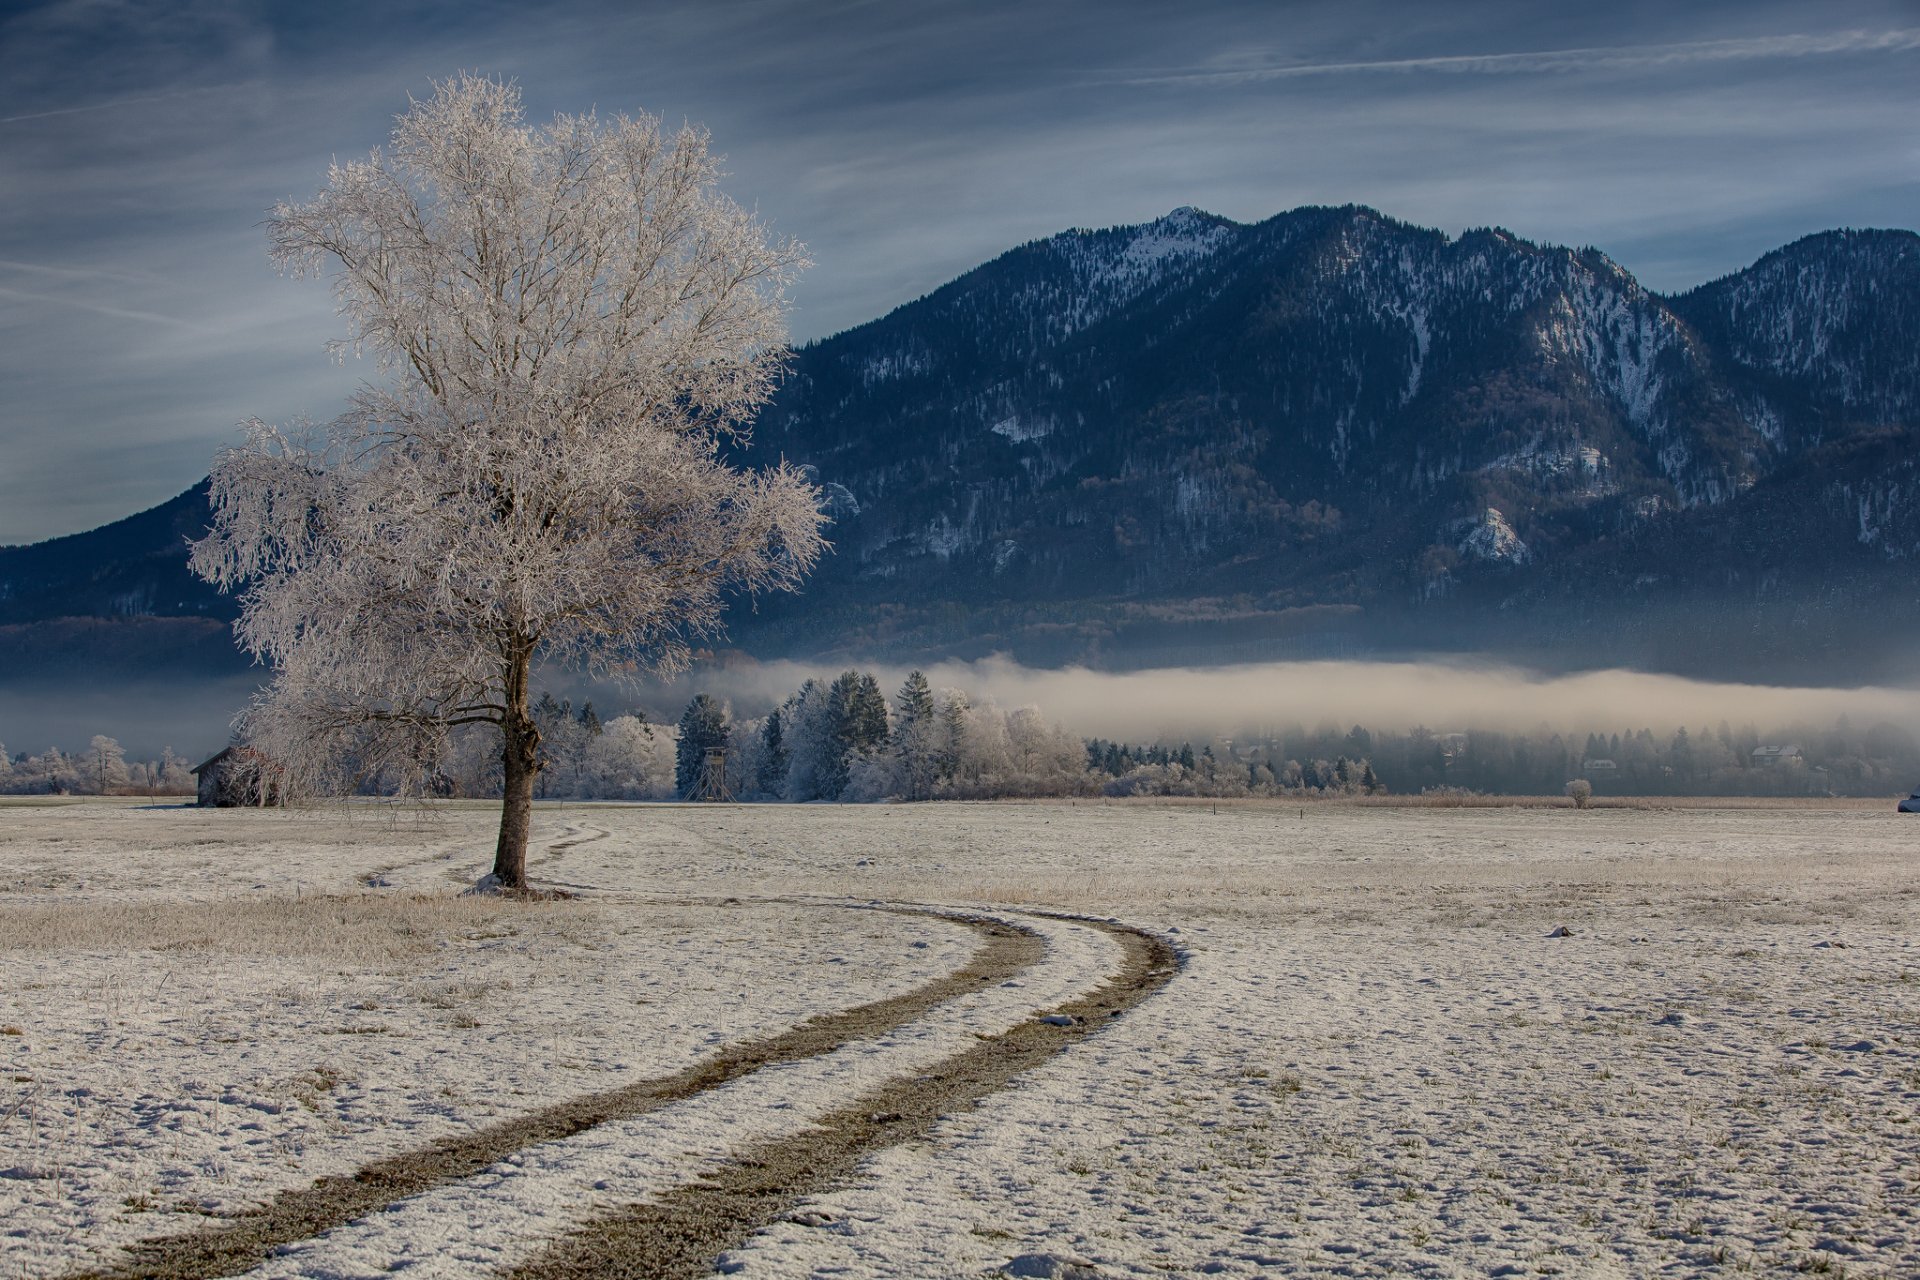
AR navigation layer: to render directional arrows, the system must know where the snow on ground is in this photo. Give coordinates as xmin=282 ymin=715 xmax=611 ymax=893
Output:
xmin=0 ymin=800 xmax=977 ymax=1278
xmin=246 ymin=913 xmax=1119 ymax=1280
xmin=4 ymin=797 xmax=1918 ymax=1279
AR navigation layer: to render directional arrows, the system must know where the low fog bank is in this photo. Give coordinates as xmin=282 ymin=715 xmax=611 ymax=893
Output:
xmin=650 ymin=656 xmax=1920 ymax=742
xmin=10 ymin=658 xmax=1920 ymax=763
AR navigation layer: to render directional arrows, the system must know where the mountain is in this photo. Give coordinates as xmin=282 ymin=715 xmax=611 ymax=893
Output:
xmin=0 ymin=481 xmax=238 ymax=682
xmin=739 ymin=207 xmax=1920 ymax=677
xmin=4 ymin=206 xmax=1918 ymax=686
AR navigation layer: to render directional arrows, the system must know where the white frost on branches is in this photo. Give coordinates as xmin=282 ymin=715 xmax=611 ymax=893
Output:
xmin=189 ymin=76 xmax=825 ymax=823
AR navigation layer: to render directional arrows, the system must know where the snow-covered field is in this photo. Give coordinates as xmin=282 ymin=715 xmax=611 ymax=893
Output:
xmin=2 ymin=797 xmax=1916 ymax=1278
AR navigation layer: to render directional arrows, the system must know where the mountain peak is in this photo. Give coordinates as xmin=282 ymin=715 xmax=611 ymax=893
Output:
xmin=1154 ymin=205 xmax=1230 ymax=231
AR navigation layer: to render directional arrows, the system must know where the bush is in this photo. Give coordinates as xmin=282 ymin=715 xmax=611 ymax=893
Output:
xmin=1564 ymin=778 xmax=1593 ymax=809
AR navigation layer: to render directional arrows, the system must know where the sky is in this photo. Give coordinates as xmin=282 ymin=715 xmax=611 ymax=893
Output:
xmin=1 ymin=0 xmax=1916 ymax=544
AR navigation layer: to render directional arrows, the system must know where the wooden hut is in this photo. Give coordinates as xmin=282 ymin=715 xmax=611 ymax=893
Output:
xmin=191 ymin=746 xmax=283 ymax=807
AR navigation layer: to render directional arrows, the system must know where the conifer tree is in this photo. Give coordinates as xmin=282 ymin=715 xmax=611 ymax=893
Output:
xmin=759 ymin=707 xmax=788 ymax=796
xmin=938 ymin=690 xmax=969 ymax=781
xmin=850 ymin=672 xmax=891 ymax=754
xmin=892 ymin=671 xmax=941 ymax=800
xmin=895 ymin=671 xmax=936 ymax=724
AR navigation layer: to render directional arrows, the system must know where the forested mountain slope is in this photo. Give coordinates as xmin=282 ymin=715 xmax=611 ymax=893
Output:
xmin=5 ymin=208 xmax=1917 ymax=684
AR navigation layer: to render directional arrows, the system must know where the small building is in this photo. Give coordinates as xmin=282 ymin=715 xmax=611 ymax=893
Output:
xmin=1750 ymin=744 xmax=1803 ymax=769
xmin=689 ymin=746 xmax=732 ymax=802
xmin=191 ymin=746 xmax=284 ymax=807
xmin=1582 ymin=758 xmax=1618 ymax=773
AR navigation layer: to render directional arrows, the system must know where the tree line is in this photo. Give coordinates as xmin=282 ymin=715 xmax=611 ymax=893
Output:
xmin=1238 ymin=718 xmax=1919 ymax=798
xmin=424 ymin=670 xmax=1088 ymax=802
xmin=12 ymin=707 xmax=1914 ymax=802
xmin=0 ymin=737 xmax=197 ymax=796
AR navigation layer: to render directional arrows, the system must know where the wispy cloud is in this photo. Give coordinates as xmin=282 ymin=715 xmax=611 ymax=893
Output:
xmin=0 ymin=258 xmax=156 ymax=285
xmin=0 ymin=86 xmax=228 ymax=126
xmin=0 ymin=285 xmax=202 ymax=330
xmin=1112 ymin=27 xmax=1920 ymax=87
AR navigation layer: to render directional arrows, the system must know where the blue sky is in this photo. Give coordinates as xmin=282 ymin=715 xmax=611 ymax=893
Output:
xmin=2 ymin=0 xmax=1916 ymax=542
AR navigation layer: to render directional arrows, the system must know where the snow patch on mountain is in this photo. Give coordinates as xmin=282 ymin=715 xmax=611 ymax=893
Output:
xmin=991 ymin=415 xmax=1053 ymax=444
xmin=859 ymin=347 xmax=933 ymax=386
xmin=1842 ymin=477 xmax=1919 ymax=558
xmin=1033 ymin=208 xmax=1236 ymax=339
xmin=1117 ymin=207 xmax=1232 ymax=273
xmin=1741 ymin=397 xmax=1787 ymax=448
xmin=924 ymin=517 xmax=966 ymax=560
xmin=1676 ymin=230 xmax=1920 ymax=422
xmin=1400 ymin=304 xmax=1431 ymax=405
xmin=1483 ymin=441 xmax=1614 ymax=497
xmin=1457 ymin=508 xmax=1532 ymax=566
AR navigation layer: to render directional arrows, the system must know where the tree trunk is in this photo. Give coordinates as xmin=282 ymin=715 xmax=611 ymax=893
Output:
xmin=492 ymin=646 xmax=541 ymax=889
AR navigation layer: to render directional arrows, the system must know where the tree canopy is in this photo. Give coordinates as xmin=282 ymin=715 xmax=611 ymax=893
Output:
xmin=191 ymin=75 xmax=825 ymax=885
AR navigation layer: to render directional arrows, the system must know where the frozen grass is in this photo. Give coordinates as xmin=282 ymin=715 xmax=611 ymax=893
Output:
xmin=1073 ymin=792 xmax=1900 ymax=810
xmin=1349 ymin=792 xmax=1899 ymax=810
xmin=0 ymin=894 xmax=540 ymax=962
xmin=2 ymin=798 xmax=1917 ymax=1278
xmin=0 ymin=801 xmax=983 ymax=1278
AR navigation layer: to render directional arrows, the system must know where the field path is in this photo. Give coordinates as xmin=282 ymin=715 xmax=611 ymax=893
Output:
xmin=61 ymin=903 xmax=1172 ymax=1280
xmin=511 ymin=916 xmax=1175 ymax=1280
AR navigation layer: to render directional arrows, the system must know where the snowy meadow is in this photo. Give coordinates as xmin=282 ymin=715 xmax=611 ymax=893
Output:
xmin=1 ymin=797 xmax=1915 ymax=1279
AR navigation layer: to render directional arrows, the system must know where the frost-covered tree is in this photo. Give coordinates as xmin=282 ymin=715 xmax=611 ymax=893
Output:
xmin=1004 ymin=708 xmax=1091 ymax=795
xmin=189 ymin=76 xmax=824 ymax=887
xmin=528 ymin=694 xmax=603 ymax=798
xmin=724 ymin=716 xmax=767 ymax=798
xmin=782 ymin=678 xmax=845 ymax=801
xmin=756 ymin=707 xmax=789 ymax=797
xmin=157 ymin=747 xmax=193 ymax=793
xmin=87 ymin=735 xmax=129 ymax=794
xmin=581 ymin=715 xmax=674 ymax=800
xmin=15 ymin=747 xmax=78 ymax=795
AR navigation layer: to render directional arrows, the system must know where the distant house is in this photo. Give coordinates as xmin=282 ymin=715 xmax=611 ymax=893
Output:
xmin=1751 ymin=744 xmax=1803 ymax=769
xmin=191 ymin=746 xmax=284 ymax=807
xmin=1582 ymin=758 xmax=1618 ymax=773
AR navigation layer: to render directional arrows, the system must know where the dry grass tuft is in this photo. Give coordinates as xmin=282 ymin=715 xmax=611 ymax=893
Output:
xmin=0 ymin=894 xmax=561 ymax=962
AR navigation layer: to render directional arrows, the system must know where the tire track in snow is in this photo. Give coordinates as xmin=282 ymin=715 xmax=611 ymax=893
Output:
xmin=532 ymin=821 xmax=610 ymax=870
xmin=509 ymin=917 xmax=1178 ymax=1280
xmin=61 ymin=905 xmax=1042 ymax=1280
xmin=227 ymin=911 xmax=1137 ymax=1280
xmin=408 ymin=819 xmax=607 ymax=891
xmin=356 ymin=834 xmax=472 ymax=889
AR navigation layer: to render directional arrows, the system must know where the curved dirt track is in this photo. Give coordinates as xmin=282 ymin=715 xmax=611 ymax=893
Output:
xmin=510 ymin=916 xmax=1177 ymax=1280
xmin=63 ymin=900 xmax=1173 ymax=1280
